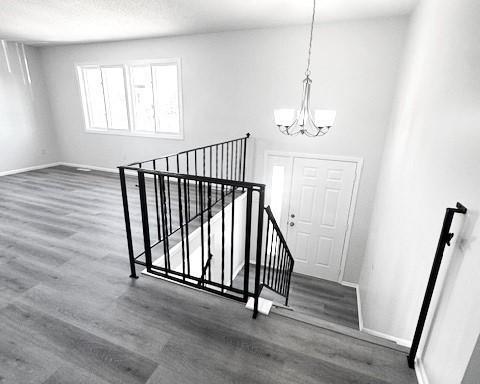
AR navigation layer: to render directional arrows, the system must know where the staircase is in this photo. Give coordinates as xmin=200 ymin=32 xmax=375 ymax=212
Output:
xmin=118 ymin=134 xmax=294 ymax=317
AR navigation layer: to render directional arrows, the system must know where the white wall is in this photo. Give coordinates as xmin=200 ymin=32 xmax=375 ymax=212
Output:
xmin=39 ymin=17 xmax=408 ymax=283
xmin=462 ymin=336 xmax=480 ymax=384
xmin=0 ymin=42 xmax=59 ymax=173
xmin=359 ymin=0 xmax=480 ymax=382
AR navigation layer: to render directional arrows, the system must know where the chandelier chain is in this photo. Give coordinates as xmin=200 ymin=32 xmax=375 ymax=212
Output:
xmin=305 ymin=0 xmax=316 ymax=77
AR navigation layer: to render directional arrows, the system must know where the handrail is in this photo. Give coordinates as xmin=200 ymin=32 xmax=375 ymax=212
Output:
xmin=121 ymin=133 xmax=250 ymax=173
xmin=131 ymin=167 xmax=265 ymax=189
xmin=407 ymin=202 xmax=467 ymax=368
xmin=260 ymin=206 xmax=295 ymax=306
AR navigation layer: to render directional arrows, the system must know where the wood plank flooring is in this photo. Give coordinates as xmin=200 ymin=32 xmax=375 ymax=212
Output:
xmin=277 ymin=272 xmax=359 ymax=328
xmin=234 ymin=265 xmax=359 ymax=329
xmin=0 ymin=166 xmax=416 ymax=384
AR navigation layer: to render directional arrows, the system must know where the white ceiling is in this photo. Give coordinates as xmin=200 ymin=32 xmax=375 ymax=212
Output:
xmin=0 ymin=0 xmax=417 ymax=45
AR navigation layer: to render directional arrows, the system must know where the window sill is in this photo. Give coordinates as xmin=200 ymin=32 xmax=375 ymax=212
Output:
xmin=84 ymin=129 xmax=184 ymax=140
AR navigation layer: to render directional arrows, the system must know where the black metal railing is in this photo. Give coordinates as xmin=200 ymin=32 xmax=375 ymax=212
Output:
xmin=407 ymin=202 xmax=467 ymax=368
xmin=121 ymin=134 xmax=250 ymax=240
xmin=118 ymin=134 xmax=293 ymax=318
xmin=260 ymin=206 xmax=295 ymax=306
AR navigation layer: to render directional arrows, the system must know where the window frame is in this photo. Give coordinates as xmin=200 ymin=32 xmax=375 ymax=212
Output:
xmin=76 ymin=58 xmax=184 ymax=140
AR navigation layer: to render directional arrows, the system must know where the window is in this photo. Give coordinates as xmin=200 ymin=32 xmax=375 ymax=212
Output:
xmin=77 ymin=59 xmax=182 ymax=139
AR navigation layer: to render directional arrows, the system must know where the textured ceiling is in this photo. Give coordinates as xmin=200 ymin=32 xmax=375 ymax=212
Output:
xmin=0 ymin=0 xmax=417 ymax=45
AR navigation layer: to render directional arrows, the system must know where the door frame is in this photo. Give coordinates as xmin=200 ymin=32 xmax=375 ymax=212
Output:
xmin=263 ymin=150 xmax=363 ymax=283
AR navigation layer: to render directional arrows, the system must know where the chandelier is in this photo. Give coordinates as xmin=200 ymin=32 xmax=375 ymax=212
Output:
xmin=274 ymin=0 xmax=335 ymax=137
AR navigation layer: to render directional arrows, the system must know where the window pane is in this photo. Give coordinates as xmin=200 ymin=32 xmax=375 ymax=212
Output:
xmin=130 ymin=65 xmax=155 ymax=133
xmin=271 ymin=165 xmax=285 ymax=219
xmin=152 ymin=64 xmax=180 ymax=134
xmin=101 ymin=67 xmax=128 ymax=130
xmin=83 ymin=67 xmax=107 ymax=129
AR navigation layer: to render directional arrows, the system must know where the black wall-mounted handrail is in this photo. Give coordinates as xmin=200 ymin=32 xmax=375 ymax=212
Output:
xmin=407 ymin=202 xmax=467 ymax=368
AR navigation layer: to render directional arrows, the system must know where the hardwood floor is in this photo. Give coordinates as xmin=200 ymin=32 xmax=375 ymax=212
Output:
xmin=234 ymin=265 xmax=359 ymax=329
xmin=0 ymin=166 xmax=416 ymax=384
xmin=276 ymin=272 xmax=359 ymax=328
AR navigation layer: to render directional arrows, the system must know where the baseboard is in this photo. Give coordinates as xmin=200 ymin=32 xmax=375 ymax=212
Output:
xmin=361 ymin=327 xmax=412 ymax=347
xmin=340 ymin=281 xmax=411 ymax=347
xmin=341 ymin=281 xmax=364 ymax=331
xmin=0 ymin=161 xmax=119 ymax=177
xmin=415 ymin=358 xmax=430 ymax=384
xmin=0 ymin=162 xmax=61 ymax=176
xmin=60 ymin=162 xmax=118 ymax=174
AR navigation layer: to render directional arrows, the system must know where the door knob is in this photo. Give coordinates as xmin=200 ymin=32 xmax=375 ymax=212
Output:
xmin=289 ymin=222 xmax=295 ymax=227
xmin=290 ymin=214 xmax=295 ymax=218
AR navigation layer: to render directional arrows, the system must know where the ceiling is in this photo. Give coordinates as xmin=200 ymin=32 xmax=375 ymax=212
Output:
xmin=0 ymin=0 xmax=418 ymax=45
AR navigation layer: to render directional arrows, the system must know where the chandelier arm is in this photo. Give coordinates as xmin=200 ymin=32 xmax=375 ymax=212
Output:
xmin=307 ymin=101 xmax=317 ymax=127
xmin=287 ymin=115 xmax=300 ymax=132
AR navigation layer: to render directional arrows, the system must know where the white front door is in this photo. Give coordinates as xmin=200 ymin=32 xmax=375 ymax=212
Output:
xmin=285 ymin=157 xmax=356 ymax=281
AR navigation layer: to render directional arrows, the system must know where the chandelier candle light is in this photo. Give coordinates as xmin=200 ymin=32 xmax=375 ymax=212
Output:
xmin=274 ymin=0 xmax=336 ymax=137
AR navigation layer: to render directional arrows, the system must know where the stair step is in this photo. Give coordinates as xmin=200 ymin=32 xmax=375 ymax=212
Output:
xmin=270 ymin=307 xmax=409 ymax=353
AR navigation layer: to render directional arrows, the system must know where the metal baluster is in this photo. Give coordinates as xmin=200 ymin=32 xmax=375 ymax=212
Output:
xmin=202 ymin=148 xmax=206 ymax=210
xmin=215 ymin=145 xmax=219 ymax=202
xmin=234 ymin=140 xmax=239 ymax=181
xmin=183 ymin=178 xmax=191 ymax=275
xmin=242 ymin=134 xmax=249 ymax=182
xmin=186 ymin=153 xmax=191 ymax=221
xmin=253 ymin=187 xmax=265 ymax=318
xmin=267 ymin=222 xmax=275 ymax=285
xmin=138 ymin=171 xmax=152 ymax=272
xmin=226 ymin=142 xmax=229 ymax=180
xmin=194 ymin=150 xmax=198 ymax=215
xmin=199 ymin=181 xmax=205 ymax=286
xmin=221 ymin=143 xmax=224 ymax=180
xmin=153 ymin=160 xmax=161 ymax=242
xmin=207 ymin=182 xmax=212 ymax=282
xmin=166 ymin=157 xmax=173 ymax=234
xmin=119 ymin=167 xmax=137 ymax=278
xmin=243 ymin=188 xmax=253 ymax=302
xmin=221 ymin=184 xmax=225 ymax=291
xmin=230 ymin=141 xmax=234 ymax=181
xmin=177 ymin=176 xmax=186 ymax=281
xmin=274 ymin=234 xmax=282 ymax=291
xmin=263 ymin=218 xmax=270 ymax=284
xmin=285 ymin=256 xmax=293 ymax=306
xmin=158 ymin=174 xmax=170 ymax=271
xmin=230 ymin=186 xmax=235 ymax=287
xmin=280 ymin=244 xmax=288 ymax=296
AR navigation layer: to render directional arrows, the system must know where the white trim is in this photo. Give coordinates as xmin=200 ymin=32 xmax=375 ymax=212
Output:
xmin=415 ymin=358 xmax=430 ymax=384
xmin=263 ymin=150 xmax=363 ymax=283
xmin=1 ymin=40 xmax=12 ymax=73
xmin=265 ymin=150 xmax=363 ymax=165
xmin=338 ymin=158 xmax=363 ymax=282
xmin=0 ymin=162 xmax=60 ymax=177
xmin=83 ymin=128 xmax=184 ymax=140
xmin=341 ymin=280 xmax=414 ymax=348
xmin=75 ymin=58 xmax=184 ymax=140
xmin=361 ymin=326 xmax=412 ymax=347
xmin=341 ymin=281 xmax=364 ymax=331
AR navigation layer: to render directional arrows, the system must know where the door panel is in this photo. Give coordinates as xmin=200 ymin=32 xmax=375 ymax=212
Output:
xmin=286 ymin=157 xmax=356 ymax=281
